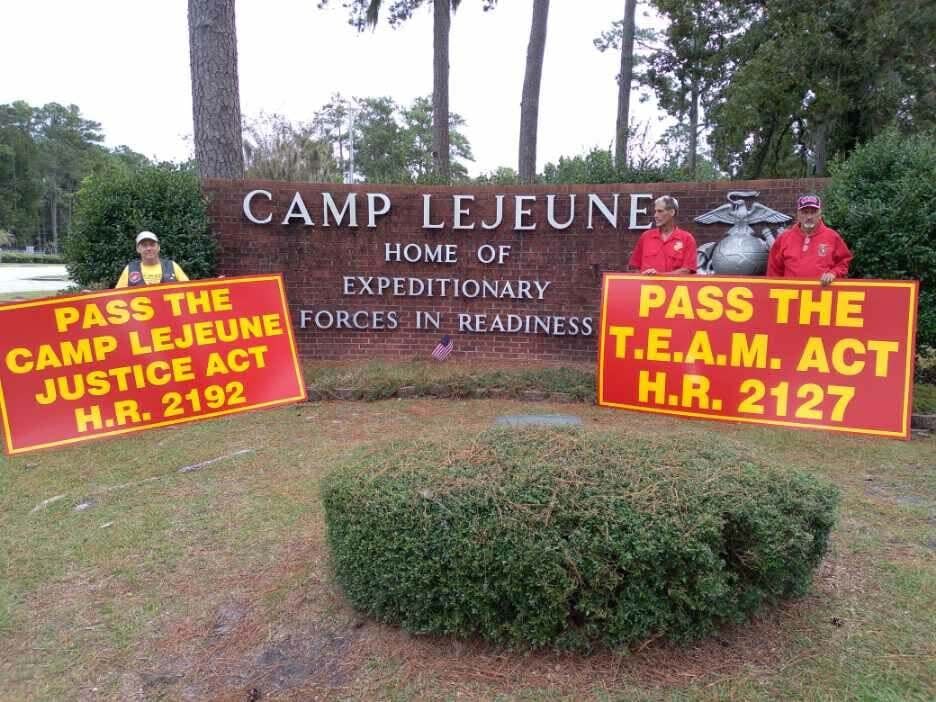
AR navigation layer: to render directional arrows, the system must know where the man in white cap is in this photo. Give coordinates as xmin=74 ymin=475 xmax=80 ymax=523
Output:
xmin=115 ymin=231 xmax=189 ymax=288
xmin=767 ymin=194 xmax=852 ymax=286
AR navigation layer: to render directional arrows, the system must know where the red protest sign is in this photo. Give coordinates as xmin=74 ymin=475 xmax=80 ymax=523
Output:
xmin=0 ymin=275 xmax=306 ymax=454
xmin=597 ymin=274 xmax=918 ymax=438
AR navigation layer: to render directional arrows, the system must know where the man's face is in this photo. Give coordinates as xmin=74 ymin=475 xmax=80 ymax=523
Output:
xmin=654 ymin=204 xmax=675 ymax=229
xmin=137 ymin=239 xmax=160 ymax=265
xmin=797 ymin=207 xmax=821 ymax=233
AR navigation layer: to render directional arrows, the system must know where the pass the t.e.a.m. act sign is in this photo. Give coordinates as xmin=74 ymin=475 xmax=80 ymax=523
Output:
xmin=597 ymin=274 xmax=918 ymax=438
xmin=0 ymin=275 xmax=306 ymax=454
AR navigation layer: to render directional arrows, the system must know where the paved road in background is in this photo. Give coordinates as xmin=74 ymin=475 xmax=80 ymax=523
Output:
xmin=0 ymin=264 xmax=72 ymax=294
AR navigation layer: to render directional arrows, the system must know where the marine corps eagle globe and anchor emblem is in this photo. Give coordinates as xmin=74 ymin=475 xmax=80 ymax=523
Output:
xmin=693 ymin=191 xmax=791 ymax=275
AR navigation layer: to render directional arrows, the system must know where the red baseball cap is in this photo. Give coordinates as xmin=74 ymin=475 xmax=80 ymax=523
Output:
xmin=797 ymin=194 xmax=821 ymax=210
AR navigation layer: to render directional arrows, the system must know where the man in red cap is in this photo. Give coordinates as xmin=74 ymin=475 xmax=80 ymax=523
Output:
xmin=628 ymin=195 xmax=697 ymax=275
xmin=766 ymin=194 xmax=852 ymax=286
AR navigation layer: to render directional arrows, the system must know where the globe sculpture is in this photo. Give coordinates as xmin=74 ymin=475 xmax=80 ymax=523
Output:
xmin=710 ymin=233 xmax=771 ymax=275
xmin=694 ymin=191 xmax=791 ymax=275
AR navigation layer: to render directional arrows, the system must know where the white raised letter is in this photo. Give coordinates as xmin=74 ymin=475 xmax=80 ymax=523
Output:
xmin=481 ymin=194 xmax=504 ymax=229
xmin=367 ymin=193 xmax=391 ymax=228
xmin=282 ymin=192 xmax=313 ymax=225
xmin=546 ymin=194 xmax=575 ymax=229
xmin=587 ymin=193 xmax=618 ymax=229
xmin=322 ymin=193 xmax=358 ymax=227
xmin=422 ymin=194 xmax=444 ymax=229
xmin=243 ymin=189 xmax=272 ymax=224
xmin=452 ymin=195 xmax=475 ymax=229
xmin=514 ymin=195 xmax=536 ymax=230
xmin=629 ymin=193 xmax=653 ymax=230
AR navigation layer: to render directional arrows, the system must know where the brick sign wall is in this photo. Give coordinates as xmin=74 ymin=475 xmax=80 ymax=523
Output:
xmin=204 ymin=178 xmax=828 ymax=362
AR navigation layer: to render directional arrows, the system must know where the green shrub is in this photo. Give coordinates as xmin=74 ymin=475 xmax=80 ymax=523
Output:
xmin=541 ymin=147 xmax=683 ymax=185
xmin=539 ymin=146 xmax=722 ymax=185
xmin=322 ymin=428 xmax=839 ymax=650
xmin=917 ymin=347 xmax=936 ymax=386
xmin=823 ymin=129 xmax=936 ymax=351
xmin=914 ymin=384 xmax=936 ymax=413
xmin=305 ymin=362 xmax=595 ymax=401
xmin=63 ymin=163 xmax=215 ymax=287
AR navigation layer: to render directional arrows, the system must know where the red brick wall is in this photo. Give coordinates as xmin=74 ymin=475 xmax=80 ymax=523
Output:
xmin=203 ymin=178 xmax=829 ymax=361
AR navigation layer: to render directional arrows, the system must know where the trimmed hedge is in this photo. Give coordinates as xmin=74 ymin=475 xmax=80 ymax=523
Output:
xmin=322 ymin=428 xmax=839 ymax=650
xmin=306 ymin=362 xmax=595 ymax=401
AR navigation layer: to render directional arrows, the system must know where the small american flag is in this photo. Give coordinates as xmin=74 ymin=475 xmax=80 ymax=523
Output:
xmin=431 ymin=335 xmax=454 ymax=361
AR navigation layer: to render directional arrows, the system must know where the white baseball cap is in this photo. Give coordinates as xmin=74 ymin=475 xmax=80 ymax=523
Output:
xmin=136 ymin=231 xmax=159 ymax=244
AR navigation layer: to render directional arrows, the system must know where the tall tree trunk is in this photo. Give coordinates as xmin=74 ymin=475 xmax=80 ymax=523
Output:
xmin=188 ymin=0 xmax=244 ymax=179
xmin=432 ymin=0 xmax=451 ymax=181
xmin=518 ymin=0 xmax=550 ymax=184
xmin=615 ymin=0 xmax=637 ymax=169
xmin=688 ymin=80 xmax=699 ymax=178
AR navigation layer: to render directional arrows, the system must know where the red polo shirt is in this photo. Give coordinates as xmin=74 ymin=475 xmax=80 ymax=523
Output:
xmin=628 ymin=227 xmax=698 ymax=273
xmin=766 ymin=221 xmax=852 ymax=278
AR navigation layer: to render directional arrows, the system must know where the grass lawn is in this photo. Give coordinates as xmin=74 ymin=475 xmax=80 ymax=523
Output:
xmin=0 ymin=366 xmax=934 ymax=700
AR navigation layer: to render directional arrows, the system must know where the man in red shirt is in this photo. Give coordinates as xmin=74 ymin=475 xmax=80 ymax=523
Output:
xmin=628 ymin=195 xmax=697 ymax=274
xmin=767 ymin=194 xmax=852 ymax=286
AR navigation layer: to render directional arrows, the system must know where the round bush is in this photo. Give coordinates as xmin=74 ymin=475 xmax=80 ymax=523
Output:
xmin=322 ymin=428 xmax=839 ymax=650
xmin=64 ymin=163 xmax=215 ymax=287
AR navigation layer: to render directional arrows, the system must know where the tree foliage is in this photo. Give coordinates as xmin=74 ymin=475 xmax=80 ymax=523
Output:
xmin=0 ymin=101 xmax=146 ymax=251
xmin=64 ymin=164 xmax=214 ymax=287
xmin=709 ymin=0 xmax=936 ymax=178
xmin=244 ymin=113 xmax=342 ymax=182
xmin=321 ymin=0 xmax=496 ymax=29
xmin=319 ymin=0 xmax=495 ymax=181
xmin=822 ymin=129 xmax=936 ymax=352
xmin=540 ymin=146 xmax=714 ymax=185
xmin=311 ymin=93 xmax=353 ymax=177
xmin=640 ymin=1 xmax=752 ymax=178
xmin=596 ymin=0 xmax=933 ymax=180
xmin=312 ymin=95 xmax=473 ymax=183
xmin=0 ymin=102 xmax=43 ymax=246
xmin=473 ymin=166 xmax=519 ymax=185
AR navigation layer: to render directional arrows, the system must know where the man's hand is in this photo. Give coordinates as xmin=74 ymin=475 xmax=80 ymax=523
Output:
xmin=820 ymin=272 xmax=836 ymax=286
xmin=641 ymin=268 xmax=658 ymax=275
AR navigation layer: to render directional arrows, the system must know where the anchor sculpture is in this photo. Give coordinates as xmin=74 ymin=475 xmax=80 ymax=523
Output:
xmin=694 ymin=191 xmax=791 ymax=275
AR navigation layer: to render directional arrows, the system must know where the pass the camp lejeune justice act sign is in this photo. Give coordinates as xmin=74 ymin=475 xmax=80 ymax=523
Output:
xmin=0 ymin=275 xmax=306 ymax=455
xmin=597 ymin=275 xmax=919 ymax=438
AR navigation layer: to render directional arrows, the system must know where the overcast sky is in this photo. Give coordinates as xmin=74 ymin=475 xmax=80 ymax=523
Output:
xmin=1 ymin=1 xmax=668 ymax=177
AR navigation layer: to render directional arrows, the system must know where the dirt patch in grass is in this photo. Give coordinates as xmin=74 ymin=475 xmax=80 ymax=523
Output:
xmin=119 ymin=536 xmax=366 ymax=700
xmin=130 ymin=552 xmax=862 ymax=701
xmin=105 ymin=514 xmax=872 ymax=700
